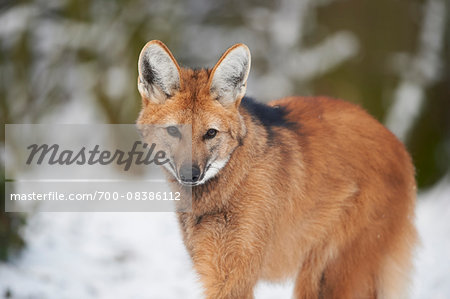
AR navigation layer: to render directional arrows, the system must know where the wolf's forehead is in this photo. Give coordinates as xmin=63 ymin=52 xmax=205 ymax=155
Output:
xmin=179 ymin=68 xmax=211 ymax=99
xmin=181 ymin=68 xmax=211 ymax=83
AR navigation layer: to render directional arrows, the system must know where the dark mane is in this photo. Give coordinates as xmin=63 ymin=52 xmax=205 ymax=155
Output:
xmin=240 ymin=96 xmax=294 ymax=129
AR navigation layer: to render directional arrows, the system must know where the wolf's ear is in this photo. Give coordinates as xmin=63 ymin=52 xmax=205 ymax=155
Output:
xmin=138 ymin=40 xmax=181 ymax=104
xmin=209 ymin=44 xmax=251 ymax=107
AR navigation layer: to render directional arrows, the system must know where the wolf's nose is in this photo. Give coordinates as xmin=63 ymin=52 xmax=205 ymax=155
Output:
xmin=179 ymin=164 xmax=201 ymax=183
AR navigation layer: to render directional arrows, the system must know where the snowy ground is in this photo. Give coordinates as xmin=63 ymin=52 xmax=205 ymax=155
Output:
xmin=1 ymin=176 xmax=449 ymax=299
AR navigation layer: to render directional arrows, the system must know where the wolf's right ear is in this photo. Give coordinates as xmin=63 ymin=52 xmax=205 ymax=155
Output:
xmin=138 ymin=40 xmax=181 ymax=104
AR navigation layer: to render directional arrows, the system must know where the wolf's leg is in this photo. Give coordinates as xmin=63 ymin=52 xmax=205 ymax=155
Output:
xmin=293 ymin=244 xmax=331 ymax=299
xmin=190 ymin=212 xmax=267 ymax=299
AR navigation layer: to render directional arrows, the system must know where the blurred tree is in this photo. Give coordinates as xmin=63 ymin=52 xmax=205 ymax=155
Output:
xmin=0 ymin=174 xmax=26 ymax=261
xmin=311 ymin=0 xmax=449 ymax=188
xmin=311 ymin=0 xmax=422 ymax=119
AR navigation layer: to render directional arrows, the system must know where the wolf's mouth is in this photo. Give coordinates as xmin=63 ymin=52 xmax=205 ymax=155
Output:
xmin=171 ymin=163 xmax=208 ymax=187
xmin=179 ymin=163 xmax=216 ymax=186
xmin=166 ymin=160 xmax=219 ymax=186
xmin=178 ymin=169 xmax=206 ymax=186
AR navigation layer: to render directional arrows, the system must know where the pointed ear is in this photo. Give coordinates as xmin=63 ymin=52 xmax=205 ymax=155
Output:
xmin=138 ymin=40 xmax=181 ymax=104
xmin=209 ymin=44 xmax=251 ymax=107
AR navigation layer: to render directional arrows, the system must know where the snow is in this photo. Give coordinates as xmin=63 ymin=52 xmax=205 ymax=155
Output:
xmin=0 ymin=213 xmax=203 ymax=299
xmin=411 ymin=175 xmax=450 ymax=299
xmin=1 ymin=176 xmax=449 ymax=298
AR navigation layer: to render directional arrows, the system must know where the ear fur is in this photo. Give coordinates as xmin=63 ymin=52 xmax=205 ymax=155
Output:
xmin=209 ymin=44 xmax=251 ymax=107
xmin=138 ymin=40 xmax=181 ymax=104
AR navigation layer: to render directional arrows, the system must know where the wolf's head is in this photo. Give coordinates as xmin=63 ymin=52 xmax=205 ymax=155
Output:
xmin=137 ymin=41 xmax=251 ymax=186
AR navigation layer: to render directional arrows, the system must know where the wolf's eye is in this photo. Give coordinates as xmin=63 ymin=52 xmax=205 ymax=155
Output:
xmin=166 ymin=126 xmax=181 ymax=138
xmin=204 ymin=128 xmax=218 ymax=139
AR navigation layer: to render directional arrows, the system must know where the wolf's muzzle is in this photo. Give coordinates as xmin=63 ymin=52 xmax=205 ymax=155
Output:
xmin=179 ymin=163 xmax=201 ymax=183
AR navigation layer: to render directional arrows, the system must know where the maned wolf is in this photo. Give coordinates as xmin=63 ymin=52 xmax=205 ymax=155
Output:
xmin=136 ymin=40 xmax=417 ymax=299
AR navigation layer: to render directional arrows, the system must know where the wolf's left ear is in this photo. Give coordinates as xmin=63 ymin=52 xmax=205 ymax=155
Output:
xmin=209 ymin=44 xmax=251 ymax=107
xmin=138 ymin=40 xmax=181 ymax=104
